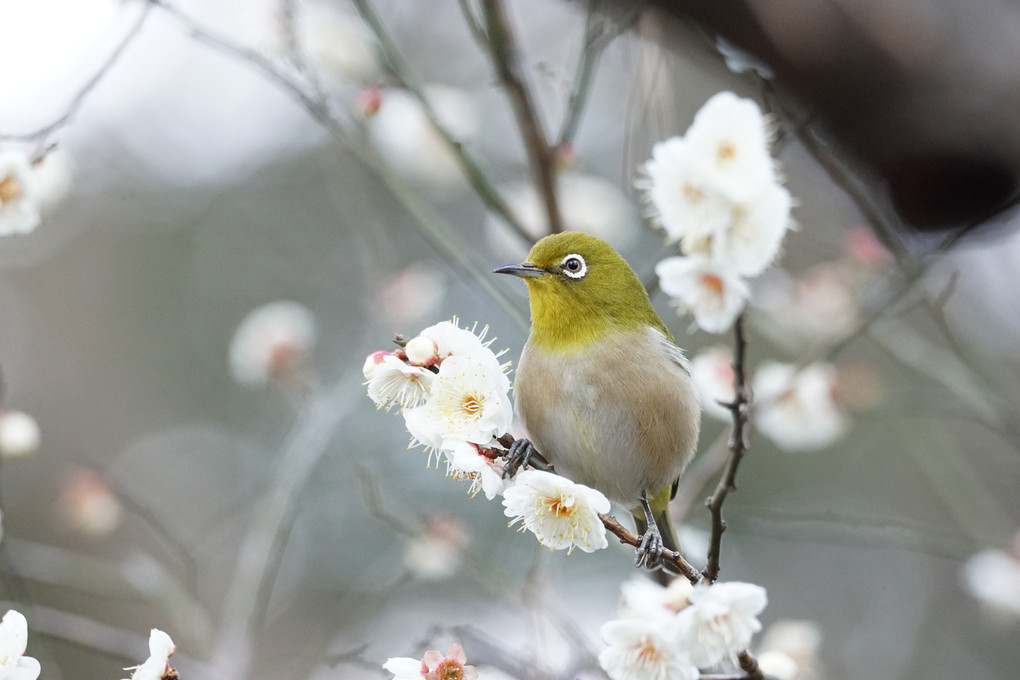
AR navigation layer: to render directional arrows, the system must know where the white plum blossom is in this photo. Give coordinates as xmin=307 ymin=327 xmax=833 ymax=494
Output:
xmin=229 ymin=301 xmax=316 ymax=387
xmin=673 ymin=581 xmax=768 ymax=667
xmin=298 ymin=2 xmax=382 ymax=84
xmin=367 ymin=353 xmax=435 ymax=411
xmin=618 ymin=576 xmax=695 ymax=622
xmin=384 ymin=643 xmax=478 ymax=680
xmin=419 ymin=319 xmax=509 ymax=378
xmin=689 ymin=347 xmax=736 ymax=421
xmin=502 ymin=470 xmax=610 ymax=553
xmin=0 ymin=151 xmax=41 ymax=236
xmin=716 ymin=182 xmax=793 ymax=276
xmin=423 ymin=354 xmax=512 ymax=445
xmin=61 ymin=468 xmax=122 ymax=536
xmin=754 ymin=362 xmax=847 ymax=452
xmin=368 ymin=85 xmax=479 ymax=189
xmin=656 ymin=255 xmax=750 ymax=334
xmin=599 ymin=619 xmax=698 ymax=680
xmin=444 ymin=439 xmax=508 ymax=500
xmin=0 ymin=411 xmax=41 ymax=460
xmin=403 ymin=514 xmax=468 ymax=580
xmin=0 ymin=610 xmax=40 ymax=680
xmin=403 ymin=404 xmax=445 ymax=462
xmin=642 ymin=136 xmax=732 ymax=245
xmin=642 ymin=92 xmax=793 ymax=331
xmin=123 ymin=629 xmax=175 ymax=680
xmin=684 ymin=91 xmax=774 ymax=202
xmin=961 ymin=539 xmax=1020 ymax=619
xmin=756 ymin=619 xmax=824 ymax=680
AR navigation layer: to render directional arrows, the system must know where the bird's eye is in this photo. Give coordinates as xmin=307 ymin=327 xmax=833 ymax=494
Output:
xmin=560 ymin=254 xmax=587 ymax=279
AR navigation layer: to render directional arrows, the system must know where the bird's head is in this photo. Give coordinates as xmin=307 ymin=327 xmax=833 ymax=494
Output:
xmin=494 ymin=231 xmax=667 ymax=351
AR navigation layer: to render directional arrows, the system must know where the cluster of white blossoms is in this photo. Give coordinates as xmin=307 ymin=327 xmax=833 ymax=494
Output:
xmin=0 ymin=610 xmax=40 ymax=680
xmin=599 ymin=578 xmax=768 ymax=680
xmin=641 ymin=92 xmax=793 ymax=333
xmin=122 ymin=629 xmax=176 ymax=680
xmin=365 ymin=319 xmax=611 ymax=554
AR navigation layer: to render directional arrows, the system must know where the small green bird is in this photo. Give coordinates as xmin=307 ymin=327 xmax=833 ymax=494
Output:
xmin=494 ymin=231 xmax=701 ymax=570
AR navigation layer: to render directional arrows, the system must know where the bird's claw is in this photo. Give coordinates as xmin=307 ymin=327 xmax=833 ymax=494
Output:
xmin=503 ymin=438 xmax=536 ymax=479
xmin=635 ymin=525 xmax=665 ymax=570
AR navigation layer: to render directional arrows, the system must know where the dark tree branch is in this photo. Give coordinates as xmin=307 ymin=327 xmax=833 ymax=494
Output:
xmin=702 ymin=313 xmax=751 ymax=583
xmin=481 ymin=0 xmax=563 ymax=234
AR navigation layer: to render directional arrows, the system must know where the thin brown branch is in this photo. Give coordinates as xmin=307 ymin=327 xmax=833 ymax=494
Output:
xmin=738 ymin=650 xmax=767 ymax=680
xmin=599 ymin=513 xmax=702 ymax=585
xmin=481 ymin=0 xmax=563 ymax=234
xmin=702 ymin=314 xmax=750 ymax=583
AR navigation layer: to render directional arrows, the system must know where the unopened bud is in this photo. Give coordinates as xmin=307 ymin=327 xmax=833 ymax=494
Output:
xmin=363 ymin=350 xmax=390 ymax=380
xmin=405 ymin=335 xmax=439 ymax=367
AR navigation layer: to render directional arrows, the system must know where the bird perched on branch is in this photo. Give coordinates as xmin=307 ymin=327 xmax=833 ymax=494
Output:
xmin=495 ymin=231 xmax=701 ymax=570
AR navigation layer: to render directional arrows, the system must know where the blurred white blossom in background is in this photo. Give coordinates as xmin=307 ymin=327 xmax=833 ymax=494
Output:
xmin=753 ymin=361 xmax=848 ymax=452
xmin=368 ymin=85 xmax=479 ymax=189
xmin=961 ymin=532 xmax=1020 ymax=620
xmin=298 ymin=1 xmax=383 ymax=85
xmin=689 ymin=346 xmax=736 ymax=421
xmin=403 ymin=514 xmax=468 ymax=580
xmin=755 ymin=619 xmax=824 ymax=680
xmin=59 ymin=467 xmax=122 ymax=536
xmin=0 ymin=410 xmax=41 ymax=460
xmin=642 ymin=92 xmax=793 ymax=334
xmin=0 ymin=151 xmax=41 ymax=236
xmin=229 ymin=300 xmax=317 ymax=388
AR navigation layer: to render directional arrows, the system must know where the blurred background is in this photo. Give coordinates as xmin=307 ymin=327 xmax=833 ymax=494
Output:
xmin=1 ymin=1 xmax=1019 ymax=679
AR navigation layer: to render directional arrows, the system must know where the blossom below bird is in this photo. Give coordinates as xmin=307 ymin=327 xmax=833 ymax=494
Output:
xmin=495 ymin=231 xmax=701 ymax=569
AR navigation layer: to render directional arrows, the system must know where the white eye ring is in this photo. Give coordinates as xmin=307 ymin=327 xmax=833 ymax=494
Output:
xmin=560 ymin=253 xmax=587 ymax=279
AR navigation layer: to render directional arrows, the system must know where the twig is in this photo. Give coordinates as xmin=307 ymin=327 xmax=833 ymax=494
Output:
xmin=702 ymin=314 xmax=750 ymax=583
xmin=738 ymin=650 xmax=767 ymax=680
xmin=211 ymin=375 xmax=358 ymax=680
xmin=349 ymin=0 xmax=534 ymax=245
xmin=599 ymin=513 xmax=701 ymax=585
xmin=0 ymin=3 xmax=153 ymax=150
xmin=556 ymin=0 xmax=640 ymax=148
xmin=154 ymin=0 xmax=528 ymax=330
xmin=456 ymin=0 xmax=489 ymax=49
xmin=481 ymin=0 xmax=563 ymax=234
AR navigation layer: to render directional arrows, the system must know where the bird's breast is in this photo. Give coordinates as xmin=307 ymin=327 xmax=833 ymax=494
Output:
xmin=513 ymin=326 xmax=700 ymax=507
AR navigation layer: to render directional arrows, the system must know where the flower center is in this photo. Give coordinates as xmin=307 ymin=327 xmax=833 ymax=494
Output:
xmin=431 ymin=659 xmax=464 ymax=680
xmin=700 ymin=272 xmax=725 ymax=296
xmin=0 ymin=175 xmax=22 ymax=204
xmin=682 ymin=182 xmax=704 ymax=205
xmin=461 ymin=393 xmax=482 ymax=416
xmin=716 ymin=140 xmax=736 ymax=164
xmin=635 ymin=636 xmax=666 ymax=665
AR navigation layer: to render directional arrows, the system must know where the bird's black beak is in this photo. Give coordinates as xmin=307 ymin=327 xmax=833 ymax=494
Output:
xmin=493 ymin=262 xmax=544 ymax=278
